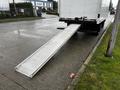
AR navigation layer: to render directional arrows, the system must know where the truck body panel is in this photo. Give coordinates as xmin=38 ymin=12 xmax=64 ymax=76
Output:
xmin=59 ymin=0 xmax=110 ymax=20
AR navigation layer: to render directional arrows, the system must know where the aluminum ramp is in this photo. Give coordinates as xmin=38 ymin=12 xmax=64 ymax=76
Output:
xmin=15 ymin=24 xmax=81 ymax=78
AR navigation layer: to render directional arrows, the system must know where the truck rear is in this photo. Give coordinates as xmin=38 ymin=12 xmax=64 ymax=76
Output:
xmin=59 ymin=0 xmax=110 ymax=35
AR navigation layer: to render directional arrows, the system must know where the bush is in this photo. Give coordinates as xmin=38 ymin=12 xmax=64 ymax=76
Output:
xmin=10 ymin=2 xmax=34 ymax=17
xmin=0 ymin=11 xmax=11 ymax=19
xmin=42 ymin=8 xmax=46 ymax=12
xmin=46 ymin=11 xmax=59 ymax=15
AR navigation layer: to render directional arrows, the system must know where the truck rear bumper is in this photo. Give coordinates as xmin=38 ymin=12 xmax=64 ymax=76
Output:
xmin=59 ymin=18 xmax=106 ymax=33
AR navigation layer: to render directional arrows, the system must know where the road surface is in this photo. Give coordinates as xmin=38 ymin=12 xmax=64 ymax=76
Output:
xmin=0 ymin=16 xmax=113 ymax=90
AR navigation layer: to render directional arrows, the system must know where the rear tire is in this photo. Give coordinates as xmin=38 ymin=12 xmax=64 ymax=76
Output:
xmin=95 ymin=22 xmax=104 ymax=35
xmin=93 ymin=31 xmax=99 ymax=36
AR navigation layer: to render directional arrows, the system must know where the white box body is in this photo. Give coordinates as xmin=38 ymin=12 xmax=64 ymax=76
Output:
xmin=59 ymin=0 xmax=110 ymax=19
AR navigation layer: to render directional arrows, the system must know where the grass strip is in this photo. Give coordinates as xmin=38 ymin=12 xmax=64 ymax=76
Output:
xmin=0 ymin=17 xmax=44 ymax=23
xmin=74 ymin=24 xmax=120 ymax=90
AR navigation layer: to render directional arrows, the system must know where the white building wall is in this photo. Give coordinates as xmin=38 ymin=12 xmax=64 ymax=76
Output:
xmin=30 ymin=0 xmax=53 ymax=10
xmin=0 ymin=0 xmax=10 ymax=11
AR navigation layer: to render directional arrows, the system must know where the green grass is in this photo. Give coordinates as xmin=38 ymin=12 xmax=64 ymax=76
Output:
xmin=0 ymin=17 xmax=44 ymax=23
xmin=74 ymin=24 xmax=120 ymax=90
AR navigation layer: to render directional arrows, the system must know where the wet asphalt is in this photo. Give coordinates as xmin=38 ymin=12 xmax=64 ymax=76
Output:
xmin=0 ymin=16 xmax=113 ymax=90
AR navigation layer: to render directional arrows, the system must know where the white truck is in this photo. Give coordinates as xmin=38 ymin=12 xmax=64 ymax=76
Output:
xmin=59 ymin=0 xmax=110 ymax=34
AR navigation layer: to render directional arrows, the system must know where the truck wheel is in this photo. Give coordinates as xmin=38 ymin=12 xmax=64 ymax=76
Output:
xmin=67 ymin=22 xmax=70 ymax=26
xmin=74 ymin=32 xmax=78 ymax=36
xmin=97 ymin=23 xmax=103 ymax=33
xmin=94 ymin=31 xmax=99 ymax=36
xmin=102 ymin=22 xmax=105 ymax=28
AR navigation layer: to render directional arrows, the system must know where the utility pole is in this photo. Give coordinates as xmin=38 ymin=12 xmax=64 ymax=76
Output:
xmin=13 ymin=0 xmax=18 ymax=16
xmin=106 ymin=0 xmax=120 ymax=57
xmin=34 ymin=0 xmax=38 ymax=16
xmin=109 ymin=0 xmax=113 ymax=11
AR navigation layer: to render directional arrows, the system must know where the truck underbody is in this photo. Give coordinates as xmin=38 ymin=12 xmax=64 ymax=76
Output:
xmin=59 ymin=17 xmax=106 ymax=35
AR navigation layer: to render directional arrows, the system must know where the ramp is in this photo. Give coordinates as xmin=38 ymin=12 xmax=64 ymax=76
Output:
xmin=15 ymin=24 xmax=81 ymax=78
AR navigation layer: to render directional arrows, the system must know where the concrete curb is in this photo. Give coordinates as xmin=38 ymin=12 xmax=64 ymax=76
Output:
xmin=66 ymin=22 xmax=112 ymax=90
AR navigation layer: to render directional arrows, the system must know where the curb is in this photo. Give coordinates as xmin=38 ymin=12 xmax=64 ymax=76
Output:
xmin=66 ymin=22 xmax=112 ymax=90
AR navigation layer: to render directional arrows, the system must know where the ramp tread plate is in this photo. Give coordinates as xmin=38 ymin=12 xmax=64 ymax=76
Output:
xmin=15 ymin=24 xmax=80 ymax=78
